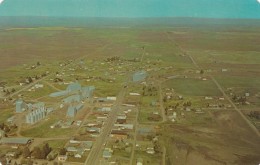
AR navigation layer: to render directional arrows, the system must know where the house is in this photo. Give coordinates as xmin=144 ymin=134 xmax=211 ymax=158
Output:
xmin=114 ymin=124 xmax=134 ymax=130
xmin=107 ymin=97 xmax=117 ymax=101
xmin=81 ymin=141 xmax=93 ymax=151
xmin=58 ymin=155 xmax=67 ymax=162
xmin=245 ymin=92 xmax=250 ymax=97
xmin=146 ymin=147 xmax=155 ymax=154
xmin=129 ymin=93 xmax=141 ymax=96
xmin=103 ymin=148 xmax=113 ymax=159
xmin=221 ymin=69 xmax=228 ymax=72
xmin=136 ymin=158 xmax=143 ymax=165
xmin=133 ymin=71 xmax=147 ymax=82
xmin=110 ymin=134 xmax=128 ymax=140
xmin=5 ymin=151 xmax=16 ymax=157
xmin=86 ymin=127 xmax=100 ymax=133
xmin=116 ymin=115 xmax=127 ymax=124
xmin=67 ymin=146 xmax=78 ymax=152
xmin=205 ymin=96 xmax=213 ymax=100
xmin=47 ymin=150 xmax=58 ymax=161
xmin=97 ymin=107 xmax=111 ymax=112
xmin=74 ymin=153 xmax=82 ymax=158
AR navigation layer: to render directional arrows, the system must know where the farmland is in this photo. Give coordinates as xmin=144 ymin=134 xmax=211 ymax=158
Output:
xmin=0 ymin=19 xmax=260 ymax=165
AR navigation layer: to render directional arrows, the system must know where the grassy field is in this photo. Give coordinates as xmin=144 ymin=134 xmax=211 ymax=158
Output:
xmin=0 ymin=22 xmax=260 ymax=165
xmin=161 ymin=110 xmax=260 ymax=165
xmin=163 ymin=78 xmax=222 ymax=96
xmin=0 ymin=106 xmax=14 ymax=123
xmin=20 ymin=117 xmax=76 ymax=138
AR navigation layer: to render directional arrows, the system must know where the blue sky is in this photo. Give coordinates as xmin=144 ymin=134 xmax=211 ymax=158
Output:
xmin=0 ymin=0 xmax=260 ymax=18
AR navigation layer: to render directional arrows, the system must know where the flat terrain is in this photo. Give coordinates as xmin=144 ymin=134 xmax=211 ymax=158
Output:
xmin=0 ymin=20 xmax=260 ymax=165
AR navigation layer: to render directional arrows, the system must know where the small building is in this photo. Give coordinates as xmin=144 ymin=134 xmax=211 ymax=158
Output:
xmin=58 ymin=155 xmax=67 ymax=162
xmin=107 ymin=97 xmax=117 ymax=101
xmin=133 ymin=71 xmax=147 ymax=82
xmin=47 ymin=150 xmax=58 ymax=161
xmin=67 ymin=146 xmax=78 ymax=152
xmin=110 ymin=133 xmax=128 ymax=140
xmin=86 ymin=127 xmax=100 ymax=133
xmin=114 ymin=124 xmax=133 ymax=130
xmin=136 ymin=158 xmax=143 ymax=165
xmin=99 ymin=107 xmax=111 ymax=112
xmin=81 ymin=141 xmax=93 ymax=151
xmin=117 ymin=115 xmax=127 ymax=124
xmin=245 ymin=92 xmax=250 ymax=97
xmin=103 ymin=148 xmax=113 ymax=159
xmin=0 ymin=137 xmax=32 ymax=146
xmin=221 ymin=69 xmax=228 ymax=72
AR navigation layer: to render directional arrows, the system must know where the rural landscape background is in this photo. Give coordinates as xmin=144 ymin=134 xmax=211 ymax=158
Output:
xmin=0 ymin=0 xmax=260 ymax=165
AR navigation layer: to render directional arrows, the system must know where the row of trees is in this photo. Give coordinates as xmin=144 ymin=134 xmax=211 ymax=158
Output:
xmin=142 ymin=85 xmax=158 ymax=96
xmin=0 ymin=123 xmax=17 ymax=133
xmin=22 ymin=143 xmax=52 ymax=159
xmin=2 ymin=88 xmax=16 ymax=96
xmin=248 ymin=111 xmax=260 ymax=120
xmin=105 ymin=56 xmax=120 ymax=62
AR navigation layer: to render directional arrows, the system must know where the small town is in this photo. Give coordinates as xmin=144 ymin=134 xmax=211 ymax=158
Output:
xmin=0 ymin=1 xmax=260 ymax=165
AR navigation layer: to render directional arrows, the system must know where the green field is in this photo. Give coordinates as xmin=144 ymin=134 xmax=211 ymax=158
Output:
xmin=163 ymin=78 xmax=222 ymax=96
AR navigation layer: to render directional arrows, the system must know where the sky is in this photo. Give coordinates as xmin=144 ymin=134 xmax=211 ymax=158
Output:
xmin=0 ymin=0 xmax=260 ymax=18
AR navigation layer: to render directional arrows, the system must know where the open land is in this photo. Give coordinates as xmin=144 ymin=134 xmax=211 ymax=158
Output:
xmin=0 ymin=18 xmax=260 ymax=165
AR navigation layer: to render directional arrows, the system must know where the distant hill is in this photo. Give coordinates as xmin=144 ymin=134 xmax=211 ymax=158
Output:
xmin=1 ymin=17 xmax=260 ymax=28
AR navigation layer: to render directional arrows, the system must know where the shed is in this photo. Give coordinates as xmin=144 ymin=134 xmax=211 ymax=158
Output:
xmin=0 ymin=137 xmax=32 ymax=145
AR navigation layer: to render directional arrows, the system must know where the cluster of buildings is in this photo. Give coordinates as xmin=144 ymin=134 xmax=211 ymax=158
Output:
xmin=50 ymin=82 xmax=95 ymax=118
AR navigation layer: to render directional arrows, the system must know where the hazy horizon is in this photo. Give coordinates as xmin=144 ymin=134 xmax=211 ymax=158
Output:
xmin=0 ymin=0 xmax=260 ymax=19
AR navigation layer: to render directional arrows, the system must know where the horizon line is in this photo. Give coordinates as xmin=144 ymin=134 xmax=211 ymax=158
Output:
xmin=1 ymin=16 xmax=260 ymax=20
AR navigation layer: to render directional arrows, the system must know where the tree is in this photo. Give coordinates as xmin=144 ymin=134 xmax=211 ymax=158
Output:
xmin=59 ymin=148 xmax=67 ymax=155
xmin=27 ymin=77 xmax=33 ymax=83
xmin=200 ymin=69 xmax=204 ymax=74
xmin=11 ymin=88 xmax=15 ymax=93
xmin=31 ymin=147 xmax=42 ymax=159
xmin=42 ymin=143 xmax=52 ymax=158
xmin=22 ymin=147 xmax=30 ymax=158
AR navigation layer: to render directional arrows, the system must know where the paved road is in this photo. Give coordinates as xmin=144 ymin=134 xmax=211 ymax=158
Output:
xmin=129 ymin=107 xmax=139 ymax=165
xmin=85 ymin=87 xmax=126 ymax=165
xmin=158 ymin=83 xmax=167 ymax=122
